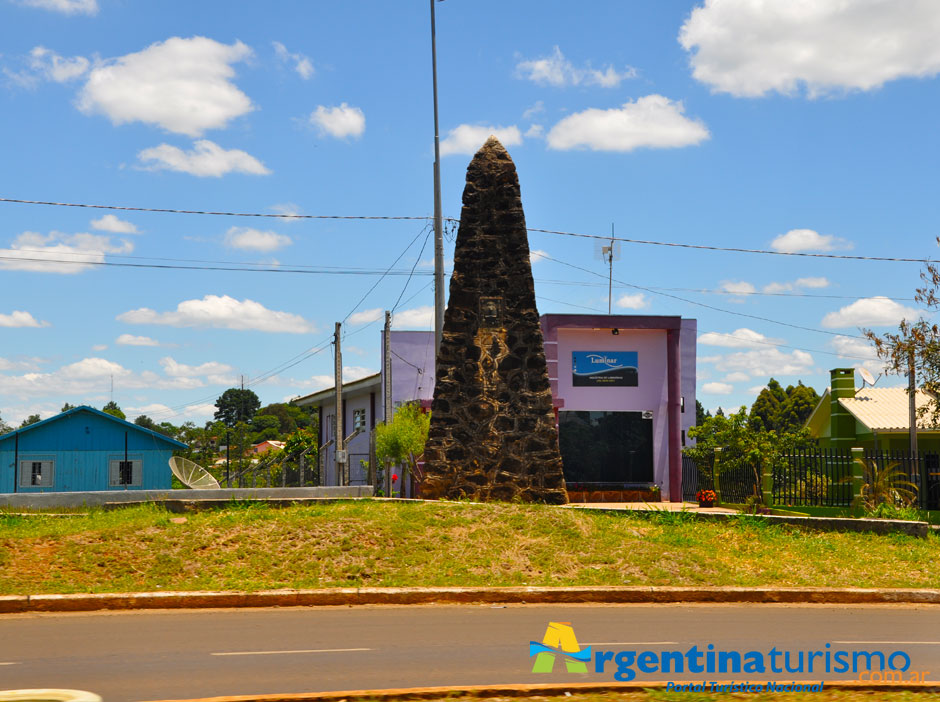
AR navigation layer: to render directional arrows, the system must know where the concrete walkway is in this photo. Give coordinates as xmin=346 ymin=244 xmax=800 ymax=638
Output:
xmin=565 ymin=500 xmax=738 ymax=513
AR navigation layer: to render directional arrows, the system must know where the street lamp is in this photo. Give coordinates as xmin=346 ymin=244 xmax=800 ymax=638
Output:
xmin=430 ymin=0 xmax=444 ymax=356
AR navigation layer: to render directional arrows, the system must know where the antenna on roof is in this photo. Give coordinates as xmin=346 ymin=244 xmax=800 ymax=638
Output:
xmin=595 ymin=223 xmax=621 ymax=314
xmin=858 ymin=367 xmax=879 ymax=388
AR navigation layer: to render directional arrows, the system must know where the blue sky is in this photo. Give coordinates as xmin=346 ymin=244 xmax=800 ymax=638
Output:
xmin=1 ymin=0 xmax=938 ymax=426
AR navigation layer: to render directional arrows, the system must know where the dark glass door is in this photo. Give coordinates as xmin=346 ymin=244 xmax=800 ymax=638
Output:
xmin=558 ymin=410 xmax=654 ymax=486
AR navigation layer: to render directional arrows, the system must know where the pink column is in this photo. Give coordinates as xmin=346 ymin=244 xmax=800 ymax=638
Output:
xmin=666 ymin=327 xmax=682 ymax=502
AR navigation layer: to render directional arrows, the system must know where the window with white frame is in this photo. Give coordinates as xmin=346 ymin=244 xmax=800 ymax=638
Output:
xmin=109 ymin=457 xmax=142 ymax=487
xmin=19 ymin=457 xmax=54 ymax=488
xmin=353 ymin=408 xmax=366 ymax=431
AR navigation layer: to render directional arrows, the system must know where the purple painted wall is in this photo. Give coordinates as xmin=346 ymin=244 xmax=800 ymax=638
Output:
xmin=381 ymin=331 xmax=436 ymax=421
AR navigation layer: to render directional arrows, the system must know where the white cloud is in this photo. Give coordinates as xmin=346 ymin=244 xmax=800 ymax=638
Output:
xmin=702 ymin=381 xmax=734 ymax=395
xmin=698 ymin=328 xmax=780 ymax=349
xmin=440 ymin=124 xmax=522 ymax=156
xmin=223 ymin=227 xmax=291 ymax=252
xmin=525 ymin=124 xmax=545 ymax=139
xmin=78 ymin=37 xmax=254 ymax=136
xmin=546 ymin=95 xmax=709 ymax=152
xmin=348 ymin=308 xmax=383 ymax=326
xmin=270 ymin=203 xmax=302 ymax=221
xmin=616 ymin=293 xmax=649 ymax=310
xmin=747 ymin=385 xmax=767 ymax=396
xmin=159 ymin=356 xmax=235 ymax=386
xmin=116 ymin=334 xmax=159 ymax=347
xmin=16 ymin=0 xmax=96 ymax=15
xmin=529 ymin=249 xmax=548 ymax=264
xmin=0 ymin=310 xmax=49 ymax=328
xmin=704 ymin=348 xmax=815 ymax=377
xmin=724 ymin=372 xmax=750 ymax=383
xmin=272 ymin=41 xmax=314 ymax=80
xmin=679 ymin=0 xmax=940 ymax=98
xmin=0 ymin=357 xmax=44 ymax=372
xmin=0 ymin=356 xmax=213 ymax=402
xmin=515 ymin=46 xmax=636 ymax=88
xmin=310 ymin=103 xmax=366 ymax=139
xmin=762 ymin=277 xmax=830 ymax=294
xmin=117 ymin=294 xmax=316 ymax=333
xmin=392 ymin=306 xmax=434 ymax=329
xmin=719 ymin=280 xmax=756 ymax=299
xmin=303 ymin=365 xmax=376 ymax=391
xmin=770 ymin=229 xmax=852 ymax=253
xmin=91 ymin=344 xmax=107 ymax=351
xmin=21 ymin=46 xmax=89 ymax=84
xmin=821 ymin=297 xmax=922 ymax=329
xmin=90 ymin=214 xmax=139 ymax=234
xmin=138 ymin=140 xmax=270 ymax=177
xmin=522 ymin=100 xmax=545 ymax=119
xmin=831 ymin=335 xmax=879 ymax=361
xmin=0 ymin=230 xmax=132 ymax=274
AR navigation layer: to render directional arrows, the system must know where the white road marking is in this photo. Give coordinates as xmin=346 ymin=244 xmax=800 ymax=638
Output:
xmin=0 ymin=662 xmax=19 ymax=666
xmin=211 ymin=648 xmax=371 ymax=657
xmin=834 ymin=641 xmax=940 ymax=645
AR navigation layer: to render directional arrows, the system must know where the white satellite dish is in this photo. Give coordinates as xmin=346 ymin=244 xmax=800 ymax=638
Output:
xmin=858 ymin=367 xmax=876 ymax=387
xmin=169 ymin=456 xmax=221 ymax=489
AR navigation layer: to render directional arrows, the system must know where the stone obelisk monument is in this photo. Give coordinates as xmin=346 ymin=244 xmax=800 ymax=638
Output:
xmin=420 ymin=137 xmax=567 ymax=504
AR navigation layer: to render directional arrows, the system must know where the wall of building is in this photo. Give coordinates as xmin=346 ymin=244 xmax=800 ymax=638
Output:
xmin=0 ymin=411 xmax=174 ymax=493
xmin=317 ymin=387 xmax=376 ymax=486
xmin=382 ymin=330 xmax=436 ymax=420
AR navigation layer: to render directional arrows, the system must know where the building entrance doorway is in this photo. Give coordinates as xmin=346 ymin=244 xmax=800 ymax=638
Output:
xmin=558 ymin=410 xmax=654 ymax=488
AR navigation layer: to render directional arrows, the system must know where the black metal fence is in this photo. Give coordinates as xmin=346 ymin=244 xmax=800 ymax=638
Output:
xmin=773 ymin=448 xmax=854 ymax=507
xmin=685 ymin=448 xmax=940 ymax=509
xmin=862 ymin=449 xmax=940 ymax=510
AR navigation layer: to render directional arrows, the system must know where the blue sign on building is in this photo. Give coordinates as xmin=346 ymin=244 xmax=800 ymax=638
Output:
xmin=572 ymin=351 xmax=638 ymax=387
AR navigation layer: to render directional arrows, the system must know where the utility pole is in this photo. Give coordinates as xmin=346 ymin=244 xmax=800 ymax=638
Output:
xmin=607 ymin=224 xmax=615 ymax=314
xmin=909 ymin=350 xmax=918 ymax=456
xmin=384 ymin=311 xmax=393 ymax=497
xmin=334 ymin=322 xmax=346 ymax=486
xmin=430 ymin=0 xmax=445 ymax=356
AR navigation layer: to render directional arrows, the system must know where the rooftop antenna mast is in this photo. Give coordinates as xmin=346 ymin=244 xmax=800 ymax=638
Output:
xmin=595 ymin=224 xmax=621 ymax=314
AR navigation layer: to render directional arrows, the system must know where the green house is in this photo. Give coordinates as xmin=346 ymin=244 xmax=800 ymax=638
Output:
xmin=805 ymin=368 xmax=940 ymax=452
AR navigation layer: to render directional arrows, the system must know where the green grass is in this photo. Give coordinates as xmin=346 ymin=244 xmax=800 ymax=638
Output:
xmin=1 ymin=500 xmax=939 ymax=594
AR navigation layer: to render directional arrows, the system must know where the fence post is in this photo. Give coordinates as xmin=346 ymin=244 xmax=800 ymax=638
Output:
xmin=712 ymin=447 xmax=722 ymax=503
xmin=850 ymin=447 xmax=865 ymax=508
xmin=761 ymin=460 xmax=773 ymax=506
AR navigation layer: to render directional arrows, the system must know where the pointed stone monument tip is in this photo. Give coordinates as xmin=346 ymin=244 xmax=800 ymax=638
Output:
xmin=420 ymin=141 xmax=568 ymax=505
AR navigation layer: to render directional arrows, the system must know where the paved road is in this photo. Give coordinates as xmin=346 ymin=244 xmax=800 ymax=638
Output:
xmin=2 ymin=604 xmax=940 ymax=701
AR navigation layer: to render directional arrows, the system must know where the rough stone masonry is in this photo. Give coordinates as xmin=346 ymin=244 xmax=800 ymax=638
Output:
xmin=420 ymin=136 xmax=568 ymax=504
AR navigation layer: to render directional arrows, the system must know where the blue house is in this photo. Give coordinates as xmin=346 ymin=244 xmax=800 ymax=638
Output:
xmin=0 ymin=406 xmax=186 ymax=493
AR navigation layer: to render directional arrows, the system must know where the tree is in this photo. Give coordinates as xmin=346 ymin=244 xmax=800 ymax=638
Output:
xmin=749 ymin=378 xmax=787 ymax=432
xmin=684 ymin=406 xmax=814 ymax=504
xmin=256 ymin=402 xmax=312 ymax=436
xmin=695 ymin=399 xmax=709 ymax=425
xmin=61 ymin=402 xmax=75 ymax=412
xmin=778 ymin=382 xmax=820 ymax=433
xmin=0 ymin=412 xmax=11 ymax=435
xmin=864 ymin=247 xmax=940 ymax=425
xmin=20 ymin=414 xmax=41 ymax=428
xmin=102 ymin=401 xmax=125 ymax=420
xmin=134 ymin=414 xmax=174 ymax=437
xmin=214 ymin=388 xmax=261 ymax=427
xmin=375 ymin=402 xmax=430 ymax=485
xmin=249 ymin=415 xmax=281 ymax=444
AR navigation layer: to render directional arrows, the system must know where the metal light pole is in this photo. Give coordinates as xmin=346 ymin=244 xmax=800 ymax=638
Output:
xmin=430 ymin=0 xmax=444 ymax=356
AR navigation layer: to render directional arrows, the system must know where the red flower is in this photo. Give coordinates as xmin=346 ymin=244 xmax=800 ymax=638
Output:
xmin=392 ymin=473 xmax=399 ymax=482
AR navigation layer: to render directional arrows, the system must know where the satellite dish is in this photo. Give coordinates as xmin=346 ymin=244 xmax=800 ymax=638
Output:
xmin=858 ymin=367 xmax=876 ymax=387
xmin=169 ymin=456 xmax=221 ymax=489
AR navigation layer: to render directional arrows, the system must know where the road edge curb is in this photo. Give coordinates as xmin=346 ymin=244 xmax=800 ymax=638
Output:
xmin=5 ymin=586 xmax=940 ymax=613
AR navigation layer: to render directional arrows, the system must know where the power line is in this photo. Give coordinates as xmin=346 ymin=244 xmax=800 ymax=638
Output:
xmin=528 ymin=226 xmax=934 ymax=263
xmin=537 ymin=252 xmax=879 ymax=340
xmin=0 ymin=197 xmax=434 ymax=222
xmin=2 ymin=196 xmax=934 ymax=263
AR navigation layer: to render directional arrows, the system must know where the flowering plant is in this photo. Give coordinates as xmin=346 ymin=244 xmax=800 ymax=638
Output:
xmin=696 ymin=489 xmax=717 ymax=503
xmin=392 ymin=473 xmax=399 ymax=482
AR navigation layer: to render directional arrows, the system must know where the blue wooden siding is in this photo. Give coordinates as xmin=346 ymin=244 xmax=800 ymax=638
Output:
xmin=0 ymin=408 xmax=181 ymax=493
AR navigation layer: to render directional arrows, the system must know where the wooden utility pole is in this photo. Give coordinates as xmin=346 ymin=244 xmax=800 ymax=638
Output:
xmin=334 ymin=322 xmax=346 ymax=485
xmin=383 ymin=311 xmax=394 ymax=497
xmin=909 ymin=350 xmax=918 ymax=456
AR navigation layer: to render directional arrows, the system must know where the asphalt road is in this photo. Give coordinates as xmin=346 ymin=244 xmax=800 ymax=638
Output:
xmin=2 ymin=604 xmax=940 ymax=701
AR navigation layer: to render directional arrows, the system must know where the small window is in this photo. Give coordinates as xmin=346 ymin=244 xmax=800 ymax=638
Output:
xmin=19 ymin=457 xmax=54 ymax=488
xmin=109 ymin=458 xmax=142 ymax=487
xmin=353 ymin=409 xmax=366 ymax=431
xmin=681 ymin=396 xmax=686 ymax=413
xmin=681 ymin=430 xmax=686 ymax=447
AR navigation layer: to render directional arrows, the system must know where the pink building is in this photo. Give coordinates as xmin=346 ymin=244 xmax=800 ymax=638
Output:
xmin=292 ymin=314 xmax=696 ymax=502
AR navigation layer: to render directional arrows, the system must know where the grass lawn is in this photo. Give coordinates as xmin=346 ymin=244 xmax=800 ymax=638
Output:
xmin=0 ymin=500 xmax=939 ymax=594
